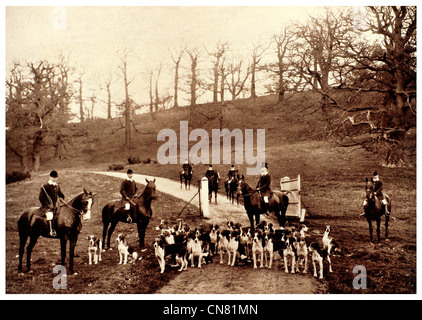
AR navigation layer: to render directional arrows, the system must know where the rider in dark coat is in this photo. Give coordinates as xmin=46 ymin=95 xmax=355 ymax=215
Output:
xmin=227 ymin=165 xmax=237 ymax=180
xmin=39 ymin=170 xmax=65 ymax=236
xmin=256 ymin=163 xmax=271 ymax=215
xmin=182 ymin=160 xmax=193 ymax=176
xmin=120 ymin=169 xmax=138 ymax=222
xmin=372 ymin=171 xmax=390 ymax=216
xmin=361 ymin=171 xmax=390 ymax=217
xmin=205 ymin=165 xmax=215 ymax=180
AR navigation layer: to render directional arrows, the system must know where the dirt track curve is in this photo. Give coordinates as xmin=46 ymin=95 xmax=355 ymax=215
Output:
xmin=93 ymin=171 xmax=323 ymax=294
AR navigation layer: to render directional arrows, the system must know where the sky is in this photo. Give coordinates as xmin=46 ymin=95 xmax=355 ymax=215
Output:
xmin=5 ymin=4 xmax=362 ymax=118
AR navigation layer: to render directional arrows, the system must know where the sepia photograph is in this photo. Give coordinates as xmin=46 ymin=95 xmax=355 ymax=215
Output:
xmin=3 ymin=2 xmax=417 ymax=300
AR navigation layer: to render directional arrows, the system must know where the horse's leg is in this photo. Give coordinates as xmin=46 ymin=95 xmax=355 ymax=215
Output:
xmin=367 ymin=219 xmax=373 ymax=242
xmin=107 ymin=220 xmax=119 ymax=250
xmin=274 ymin=207 xmax=283 ymax=228
xmin=248 ymin=213 xmax=255 ymax=231
xmin=385 ymin=215 xmax=390 ymax=239
xmin=60 ymin=236 xmax=68 ymax=268
xmin=102 ymin=220 xmax=110 ymax=250
xmin=137 ymin=219 xmax=150 ymax=248
xmin=18 ymin=231 xmax=28 ymax=272
xmin=68 ymin=237 xmax=78 ymax=275
xmin=215 ymin=191 xmax=218 ymax=204
xmin=255 ymin=213 xmax=260 ymax=227
xmin=26 ymin=234 xmax=40 ymax=272
xmin=69 ymin=238 xmax=78 ymax=274
xmin=376 ymin=218 xmax=381 ymax=243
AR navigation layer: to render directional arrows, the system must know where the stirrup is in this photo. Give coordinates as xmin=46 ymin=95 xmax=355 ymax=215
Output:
xmin=49 ymin=230 xmax=57 ymax=237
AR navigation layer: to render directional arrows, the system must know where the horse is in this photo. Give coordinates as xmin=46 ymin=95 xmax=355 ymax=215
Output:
xmin=225 ymin=176 xmax=239 ymax=205
xmin=180 ymin=167 xmax=192 ymax=190
xmin=17 ymin=189 xmax=95 ymax=274
xmin=237 ymin=176 xmax=288 ymax=230
xmin=208 ymin=172 xmax=219 ymax=203
xmin=102 ymin=178 xmax=156 ymax=250
xmin=364 ymin=177 xmax=391 ymax=242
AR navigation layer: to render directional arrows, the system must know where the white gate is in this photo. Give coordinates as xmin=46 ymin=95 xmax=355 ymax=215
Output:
xmin=280 ymin=175 xmax=305 ymax=222
xmin=199 ymin=177 xmax=210 ymax=218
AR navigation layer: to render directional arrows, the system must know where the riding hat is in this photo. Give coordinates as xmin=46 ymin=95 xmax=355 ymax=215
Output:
xmin=50 ymin=170 xmax=58 ymax=178
xmin=127 ymin=169 xmax=134 ymax=175
xmin=373 ymin=171 xmax=379 ymax=181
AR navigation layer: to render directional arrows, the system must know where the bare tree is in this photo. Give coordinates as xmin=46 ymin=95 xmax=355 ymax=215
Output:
xmin=154 ymin=62 xmax=163 ymax=112
xmin=205 ymin=41 xmax=229 ymax=103
xmin=226 ymin=59 xmax=251 ymax=100
xmin=104 ymin=74 xmax=113 ymax=119
xmin=6 ymin=60 xmax=72 ymax=172
xmin=271 ymin=26 xmax=296 ymax=103
xmin=335 ymin=6 xmax=416 ymax=166
xmin=118 ymin=49 xmax=136 ymax=148
xmin=170 ymin=48 xmax=184 ymax=108
xmin=185 ymin=47 xmax=201 ymax=108
xmin=249 ymin=39 xmax=270 ymax=99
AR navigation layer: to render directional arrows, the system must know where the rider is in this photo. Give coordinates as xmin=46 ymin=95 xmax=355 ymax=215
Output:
xmin=182 ymin=160 xmax=193 ymax=176
xmin=227 ymin=164 xmax=237 ymax=180
xmin=39 ymin=170 xmax=65 ymax=237
xmin=256 ymin=163 xmax=271 ymax=216
xmin=120 ymin=169 xmax=138 ymax=223
xmin=205 ymin=165 xmax=215 ymax=180
xmin=362 ymin=171 xmax=390 ymax=217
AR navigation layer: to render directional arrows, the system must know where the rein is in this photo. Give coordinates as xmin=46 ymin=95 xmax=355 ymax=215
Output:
xmin=60 ymin=194 xmax=90 ymax=216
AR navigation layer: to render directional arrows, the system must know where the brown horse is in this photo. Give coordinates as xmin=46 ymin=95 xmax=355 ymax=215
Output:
xmin=364 ymin=178 xmax=391 ymax=242
xmin=208 ymin=172 xmax=219 ymax=203
xmin=180 ymin=167 xmax=192 ymax=190
xmin=237 ymin=176 xmax=288 ymax=230
xmin=18 ymin=189 xmax=95 ymax=274
xmin=102 ymin=178 xmax=156 ymax=250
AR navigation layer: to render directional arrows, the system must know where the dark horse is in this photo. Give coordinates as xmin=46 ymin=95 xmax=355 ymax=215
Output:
xmin=364 ymin=177 xmax=391 ymax=242
xmin=225 ymin=176 xmax=239 ymax=205
xmin=208 ymin=172 xmax=219 ymax=203
xmin=237 ymin=176 xmax=288 ymax=230
xmin=18 ymin=189 xmax=95 ymax=274
xmin=102 ymin=178 xmax=156 ymax=250
xmin=180 ymin=167 xmax=192 ymax=190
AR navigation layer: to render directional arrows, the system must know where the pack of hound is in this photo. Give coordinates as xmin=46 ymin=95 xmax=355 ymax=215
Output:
xmin=153 ymin=219 xmax=342 ymax=279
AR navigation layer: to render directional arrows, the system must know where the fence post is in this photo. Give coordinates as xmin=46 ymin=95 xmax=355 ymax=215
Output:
xmin=200 ymin=177 xmax=210 ymax=218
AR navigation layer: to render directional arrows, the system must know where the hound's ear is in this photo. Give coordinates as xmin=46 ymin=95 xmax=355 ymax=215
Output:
xmin=365 ymin=177 xmax=368 ymax=182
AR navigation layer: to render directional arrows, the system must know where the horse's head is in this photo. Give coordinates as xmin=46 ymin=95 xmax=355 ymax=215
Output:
xmin=365 ymin=178 xmax=375 ymax=202
xmin=237 ymin=175 xmax=246 ymax=195
xmin=145 ymin=178 xmax=157 ymax=201
xmin=80 ymin=188 xmax=95 ymax=221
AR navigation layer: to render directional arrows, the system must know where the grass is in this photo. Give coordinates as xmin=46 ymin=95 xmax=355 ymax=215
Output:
xmin=5 ymin=93 xmax=416 ymax=294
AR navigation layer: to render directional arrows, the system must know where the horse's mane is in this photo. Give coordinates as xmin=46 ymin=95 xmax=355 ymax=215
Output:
xmin=134 ymin=182 xmax=155 ymax=205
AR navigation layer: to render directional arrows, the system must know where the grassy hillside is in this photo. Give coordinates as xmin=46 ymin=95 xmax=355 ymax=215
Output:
xmin=5 ymin=93 xmax=417 ymax=293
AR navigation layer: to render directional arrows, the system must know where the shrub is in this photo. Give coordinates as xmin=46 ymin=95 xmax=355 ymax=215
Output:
xmin=128 ymin=156 xmax=142 ymax=164
xmin=6 ymin=171 xmax=31 ymax=184
xmin=108 ymin=164 xmax=124 ymax=171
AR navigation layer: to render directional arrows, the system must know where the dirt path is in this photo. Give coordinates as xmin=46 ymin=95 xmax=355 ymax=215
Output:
xmin=93 ymin=171 xmax=323 ymax=294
